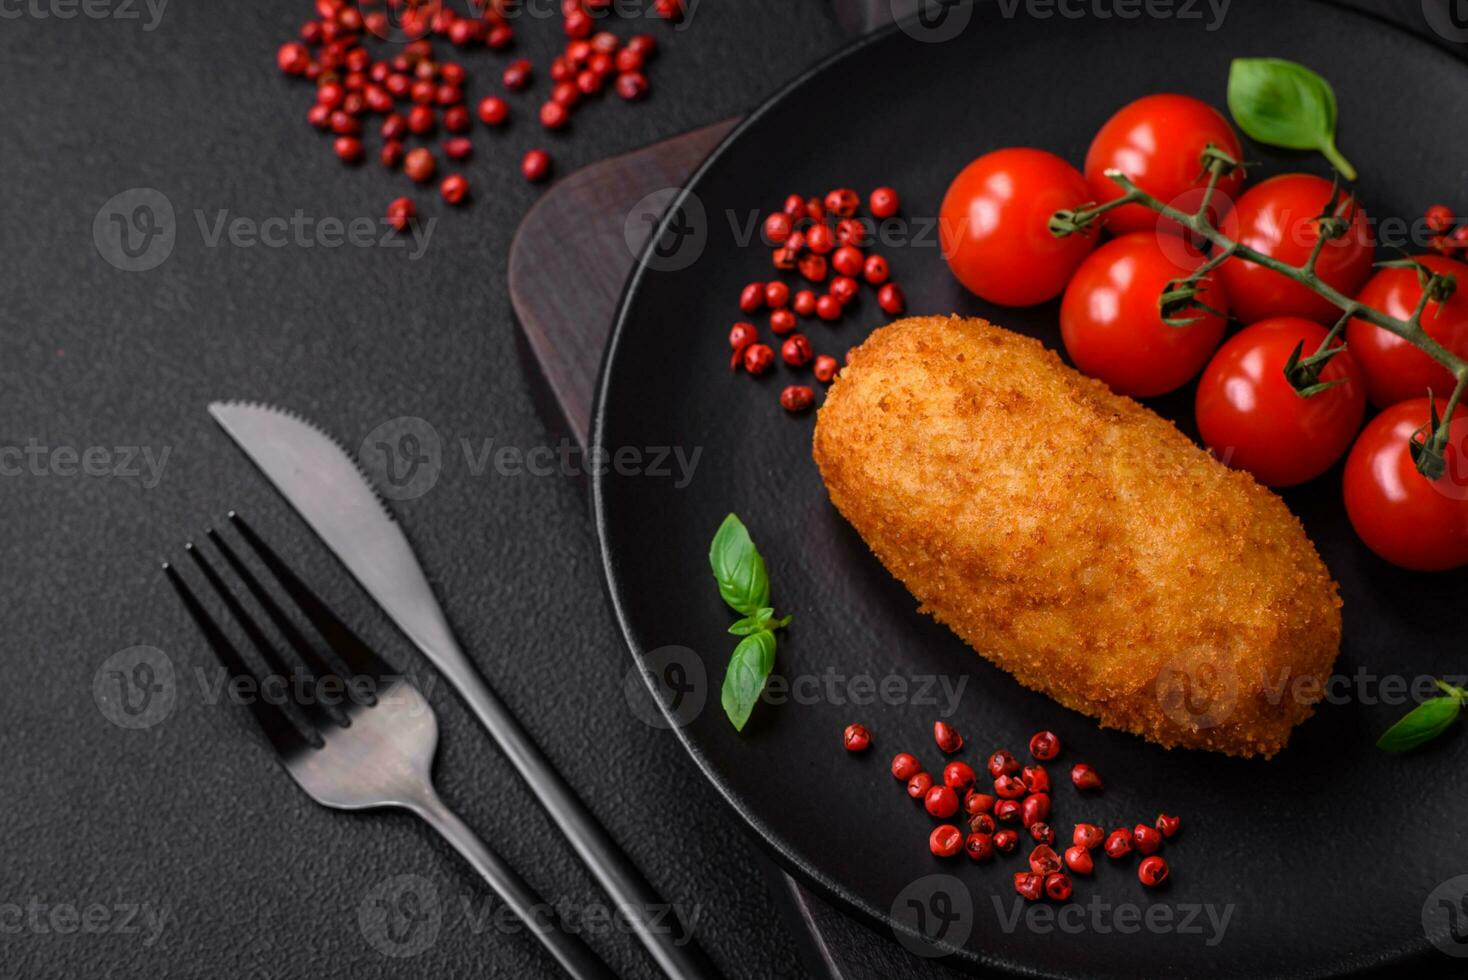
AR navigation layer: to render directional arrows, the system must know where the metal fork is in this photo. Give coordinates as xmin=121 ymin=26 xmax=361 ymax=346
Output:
xmin=164 ymin=513 xmax=615 ymax=980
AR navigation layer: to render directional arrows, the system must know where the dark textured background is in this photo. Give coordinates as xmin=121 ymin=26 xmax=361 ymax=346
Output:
xmin=0 ymin=2 xmax=844 ymax=977
xmin=2 ymin=1 xmax=1460 ymax=978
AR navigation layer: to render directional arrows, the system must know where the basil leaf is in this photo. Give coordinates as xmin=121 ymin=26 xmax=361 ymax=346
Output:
xmin=1227 ymin=58 xmax=1356 ymax=180
xmin=708 ymin=513 xmax=770 ymax=616
xmin=721 ymin=629 xmax=777 ymax=731
xmin=1376 ymin=696 xmax=1461 ymax=753
xmin=728 ymin=609 xmax=774 ymax=636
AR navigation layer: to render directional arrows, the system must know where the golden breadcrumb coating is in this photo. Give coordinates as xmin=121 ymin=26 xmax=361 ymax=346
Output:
xmin=813 ymin=316 xmax=1341 ymax=758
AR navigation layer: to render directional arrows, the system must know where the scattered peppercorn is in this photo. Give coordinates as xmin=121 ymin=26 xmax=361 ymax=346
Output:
xmin=993 ymin=829 xmax=1019 ymax=853
xmin=1044 ymin=872 xmax=1073 ymax=901
xmin=1073 ymin=823 xmax=1104 ymax=850
xmin=1028 ymin=730 xmax=1061 ymax=761
xmin=403 ymin=147 xmax=436 ymax=183
xmin=843 ymin=723 xmax=871 ymax=752
xmin=1104 ymin=828 xmax=1133 ymax=859
xmin=1138 ymin=856 xmax=1169 ymax=887
xmin=440 ymin=173 xmax=470 ymax=205
xmin=943 ymin=761 xmax=976 ymax=792
xmin=965 ymin=832 xmax=994 ymax=862
xmin=522 ymin=149 xmax=552 ymax=183
xmin=877 ymin=282 xmax=906 ymax=315
xmin=386 ymin=197 xmax=416 ymax=233
xmin=742 ymin=343 xmax=774 ymax=376
xmin=983 ymin=751 xmax=1015 ymax=779
xmin=890 ymin=753 xmax=921 ymax=782
xmin=780 ymin=385 xmax=815 ymax=413
xmin=477 ymin=96 xmax=509 ymax=126
xmin=1013 ymin=872 xmax=1043 ymax=901
xmin=969 ymin=813 xmax=996 ymax=835
xmin=1021 ymin=793 xmax=1051 ymax=828
xmin=1071 ymin=763 xmax=1103 ymax=791
xmin=924 ymin=784 xmax=960 ymax=819
xmin=929 ymin=824 xmax=963 ymax=859
xmin=963 ymin=790 xmax=995 ymax=815
xmin=1021 ymin=765 xmax=1050 ymax=794
xmin=781 ymin=334 xmax=813 ymax=367
xmin=1063 ymin=845 xmax=1093 ymax=875
xmin=869 ymin=186 xmax=900 ymax=219
xmin=1028 ymin=844 xmax=1062 ymax=876
xmin=1132 ymin=824 xmax=1162 ymax=855
xmin=933 ymin=720 xmax=963 ymax=754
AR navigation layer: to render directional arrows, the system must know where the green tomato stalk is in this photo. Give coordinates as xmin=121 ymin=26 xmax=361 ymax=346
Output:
xmin=1049 ymin=147 xmax=1468 ymax=481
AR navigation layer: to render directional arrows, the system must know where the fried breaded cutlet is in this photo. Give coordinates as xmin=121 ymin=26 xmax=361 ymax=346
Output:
xmin=813 ymin=316 xmax=1341 ymax=758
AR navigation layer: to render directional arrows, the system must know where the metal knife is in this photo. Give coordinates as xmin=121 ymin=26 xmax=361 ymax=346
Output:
xmin=208 ymin=401 xmax=720 ymax=980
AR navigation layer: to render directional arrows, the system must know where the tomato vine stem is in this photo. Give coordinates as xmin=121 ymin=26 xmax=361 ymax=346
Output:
xmin=1049 ymin=150 xmax=1468 ymax=479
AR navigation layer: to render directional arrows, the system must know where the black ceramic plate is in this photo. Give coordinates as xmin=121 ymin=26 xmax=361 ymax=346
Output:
xmin=593 ymin=4 xmax=1468 ymax=976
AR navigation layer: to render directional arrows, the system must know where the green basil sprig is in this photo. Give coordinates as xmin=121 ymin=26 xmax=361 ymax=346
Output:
xmin=709 ymin=514 xmax=791 ymax=731
xmin=1227 ymin=58 xmax=1357 ymax=181
xmin=1377 ymin=681 xmax=1467 ymax=753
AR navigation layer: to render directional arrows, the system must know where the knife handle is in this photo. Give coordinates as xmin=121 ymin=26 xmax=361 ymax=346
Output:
xmin=435 ymin=656 xmax=723 ymax=980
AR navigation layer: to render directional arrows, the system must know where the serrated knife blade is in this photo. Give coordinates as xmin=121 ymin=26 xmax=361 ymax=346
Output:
xmin=208 ymin=402 xmax=462 ymax=664
xmin=207 ymin=400 xmax=718 ymax=980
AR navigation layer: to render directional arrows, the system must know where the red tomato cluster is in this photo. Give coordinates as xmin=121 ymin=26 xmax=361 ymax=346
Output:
xmin=939 ymin=94 xmax=1468 ymax=570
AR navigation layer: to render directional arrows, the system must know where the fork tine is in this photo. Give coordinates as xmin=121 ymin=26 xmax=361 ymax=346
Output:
xmin=227 ymin=512 xmax=395 ymax=686
xmin=164 ymin=560 xmax=308 ymax=757
xmin=205 ymin=527 xmax=357 ymax=715
xmin=185 ymin=541 xmax=337 ymax=737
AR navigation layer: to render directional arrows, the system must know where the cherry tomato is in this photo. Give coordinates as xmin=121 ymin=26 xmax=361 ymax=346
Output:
xmin=1345 ymin=254 xmax=1468 ymax=408
xmin=1216 ymin=174 xmax=1373 ymax=326
xmin=1059 ymin=232 xmax=1228 ymax=397
xmin=1195 ymin=317 xmax=1365 ymax=487
xmin=1084 ymin=93 xmax=1245 ymax=236
xmin=940 ymin=148 xmax=1098 ymax=307
xmin=1343 ymin=398 xmax=1468 ymax=571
